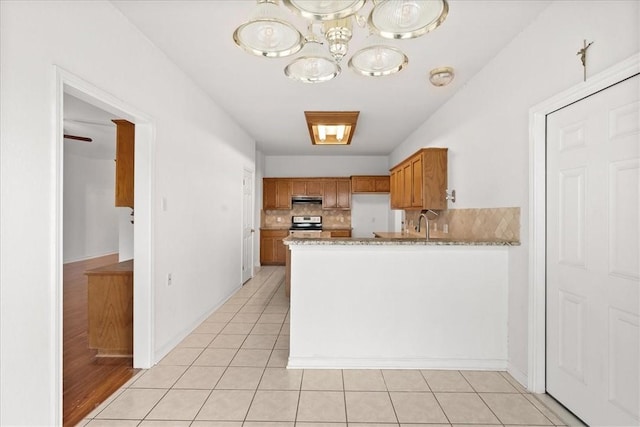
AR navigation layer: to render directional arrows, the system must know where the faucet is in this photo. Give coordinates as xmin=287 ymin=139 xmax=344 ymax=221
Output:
xmin=417 ymin=210 xmax=439 ymax=240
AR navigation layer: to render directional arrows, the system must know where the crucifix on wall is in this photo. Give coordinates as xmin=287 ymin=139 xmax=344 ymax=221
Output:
xmin=577 ymin=39 xmax=594 ymax=82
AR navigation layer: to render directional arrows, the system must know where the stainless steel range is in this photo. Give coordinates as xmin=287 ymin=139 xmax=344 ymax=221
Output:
xmin=289 ymin=215 xmax=329 ymax=237
xmin=290 ymin=215 xmax=322 ymax=231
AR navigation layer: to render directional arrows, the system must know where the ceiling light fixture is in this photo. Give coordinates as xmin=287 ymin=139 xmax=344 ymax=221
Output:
xmin=305 ymin=111 xmax=359 ymax=145
xmin=429 ymin=66 xmax=455 ymax=86
xmin=233 ymin=0 xmax=449 ymax=83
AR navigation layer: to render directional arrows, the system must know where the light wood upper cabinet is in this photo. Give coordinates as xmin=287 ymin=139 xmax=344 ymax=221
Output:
xmin=351 ymin=175 xmax=390 ymax=193
xmin=390 ymin=148 xmax=448 ymax=210
xmin=263 ymin=178 xmax=292 ymax=210
xmin=263 ymin=177 xmax=351 ymax=210
xmin=112 ymin=119 xmax=134 ymax=208
xmin=402 ymin=162 xmax=412 ymax=208
xmin=323 ymin=179 xmax=351 ymax=210
xmin=291 ymin=179 xmax=324 ymax=197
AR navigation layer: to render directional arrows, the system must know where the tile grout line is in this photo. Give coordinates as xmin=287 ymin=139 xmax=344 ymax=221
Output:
xmin=380 ymin=369 xmax=401 ymax=424
xmin=421 ymin=370 xmax=453 ymax=426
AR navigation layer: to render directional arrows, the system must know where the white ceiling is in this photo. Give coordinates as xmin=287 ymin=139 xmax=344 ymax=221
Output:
xmin=111 ymin=0 xmax=550 ymax=156
xmin=64 ymin=93 xmax=117 ymax=160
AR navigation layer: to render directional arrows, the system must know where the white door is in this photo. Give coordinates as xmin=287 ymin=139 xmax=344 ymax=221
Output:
xmin=546 ymin=75 xmax=639 ymax=426
xmin=242 ymin=169 xmax=254 ymax=284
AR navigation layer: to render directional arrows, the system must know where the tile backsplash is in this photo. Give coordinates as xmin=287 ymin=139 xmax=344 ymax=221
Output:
xmin=404 ymin=207 xmax=520 ymax=242
xmin=263 ymin=205 xmax=351 ymax=229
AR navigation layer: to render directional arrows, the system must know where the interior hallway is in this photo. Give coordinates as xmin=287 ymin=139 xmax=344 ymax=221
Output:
xmin=79 ymin=266 xmax=580 ymax=426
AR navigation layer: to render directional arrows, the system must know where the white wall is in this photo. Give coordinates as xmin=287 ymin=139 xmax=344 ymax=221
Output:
xmin=118 ymin=208 xmax=134 ymax=261
xmin=255 ymin=150 xmax=266 ymax=267
xmin=389 ymin=0 xmax=639 ymax=383
xmin=351 ymin=194 xmax=390 ymax=238
xmin=265 ymin=155 xmax=390 ymax=177
xmin=63 ymin=143 xmax=119 ymax=263
xmin=0 ymin=1 xmax=255 ymax=425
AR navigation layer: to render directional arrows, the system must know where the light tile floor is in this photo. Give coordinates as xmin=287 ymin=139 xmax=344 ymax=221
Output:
xmin=80 ymin=266 xmax=583 ymax=426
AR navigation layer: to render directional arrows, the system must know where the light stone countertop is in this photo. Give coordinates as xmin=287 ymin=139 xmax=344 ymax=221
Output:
xmin=284 ymin=234 xmax=519 ymax=246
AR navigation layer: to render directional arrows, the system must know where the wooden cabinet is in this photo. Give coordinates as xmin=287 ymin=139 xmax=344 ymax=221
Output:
xmin=351 ymin=175 xmax=390 ymax=193
xmin=260 ymin=229 xmax=288 ymax=265
xmin=390 ymin=168 xmax=402 ymax=209
xmin=112 ymin=120 xmax=134 ymax=208
xmin=323 ymin=179 xmax=351 ymax=209
xmin=389 ymin=148 xmax=448 ymax=210
xmin=263 ymin=178 xmax=291 ymax=210
xmin=329 ymin=229 xmax=352 ymax=237
xmin=86 ymin=259 xmax=133 ymax=357
xmin=263 ymin=177 xmax=351 ymax=210
xmin=291 ymin=179 xmax=324 ymax=197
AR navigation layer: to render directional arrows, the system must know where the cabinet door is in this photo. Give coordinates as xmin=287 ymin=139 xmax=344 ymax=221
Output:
xmin=306 ymin=180 xmax=323 ymax=196
xmin=374 ymin=176 xmax=390 ymax=192
xmin=336 ymin=179 xmax=351 ymax=209
xmin=422 ymin=149 xmax=448 ymax=210
xmin=275 ymin=179 xmax=291 ymax=209
xmin=274 ymin=236 xmax=287 ymax=263
xmin=391 ymin=167 xmax=404 ymax=209
xmin=291 ymin=180 xmax=306 ymax=196
xmin=112 ymin=120 xmax=135 ymax=208
xmin=323 ymin=180 xmax=338 ymax=209
xmin=402 ymin=162 xmax=412 ymax=208
xmin=260 ymin=236 xmax=275 ymax=263
xmin=330 ymin=230 xmax=351 ymax=237
xmin=411 ymin=155 xmax=423 ymax=208
xmin=389 ymin=171 xmax=398 ymax=208
xmin=351 ymin=176 xmax=375 ymax=193
xmin=263 ymin=179 xmax=278 ymax=209
xmin=260 ymin=230 xmax=288 ymax=265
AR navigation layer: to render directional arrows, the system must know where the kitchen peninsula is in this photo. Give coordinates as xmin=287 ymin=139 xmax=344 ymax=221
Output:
xmin=284 ymin=235 xmax=518 ymax=370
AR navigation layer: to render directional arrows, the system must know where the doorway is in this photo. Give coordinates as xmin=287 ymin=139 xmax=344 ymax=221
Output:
xmin=62 ymin=94 xmax=138 ymax=426
xmin=55 ymin=67 xmax=155 ymax=424
xmin=528 ymin=54 xmax=639 ymax=426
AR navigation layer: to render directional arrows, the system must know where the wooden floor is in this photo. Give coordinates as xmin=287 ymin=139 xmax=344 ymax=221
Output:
xmin=63 ymin=254 xmax=139 ymax=427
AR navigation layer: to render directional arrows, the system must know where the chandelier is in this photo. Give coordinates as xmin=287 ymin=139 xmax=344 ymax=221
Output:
xmin=233 ymin=0 xmax=449 ymax=83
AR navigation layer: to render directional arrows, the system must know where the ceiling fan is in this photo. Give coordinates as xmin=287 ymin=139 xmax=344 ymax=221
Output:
xmin=63 ymin=134 xmax=92 ymax=142
xmin=63 ymin=118 xmax=114 ymax=143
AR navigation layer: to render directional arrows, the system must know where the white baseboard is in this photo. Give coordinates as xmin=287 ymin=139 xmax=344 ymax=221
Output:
xmin=287 ymin=357 xmax=508 ymax=370
xmin=153 ymin=285 xmax=241 ymax=364
xmin=63 ymin=251 xmax=118 ymax=264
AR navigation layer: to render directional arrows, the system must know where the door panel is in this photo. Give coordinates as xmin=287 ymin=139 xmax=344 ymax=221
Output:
xmin=546 ymin=75 xmax=639 ymax=426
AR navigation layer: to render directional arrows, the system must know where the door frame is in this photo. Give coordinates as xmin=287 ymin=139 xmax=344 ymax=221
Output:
xmin=242 ymin=167 xmax=255 ymax=283
xmin=54 ymin=66 xmax=156 ymax=421
xmin=527 ymin=53 xmax=639 ymax=393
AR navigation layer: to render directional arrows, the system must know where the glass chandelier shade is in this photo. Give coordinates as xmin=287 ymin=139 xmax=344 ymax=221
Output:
xmin=369 ymin=0 xmax=449 ymax=39
xmin=232 ymin=0 xmax=450 ymax=82
xmin=283 ymin=0 xmax=366 ymax=21
xmin=349 ymin=44 xmax=408 ymax=77
xmin=233 ymin=0 xmax=304 ymax=58
xmin=284 ymin=39 xmax=341 ymax=83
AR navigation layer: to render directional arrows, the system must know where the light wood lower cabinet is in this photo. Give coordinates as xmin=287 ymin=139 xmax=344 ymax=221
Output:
xmin=329 ymin=229 xmax=352 ymax=237
xmin=86 ymin=259 xmax=133 ymax=357
xmin=260 ymin=229 xmax=289 ymax=265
